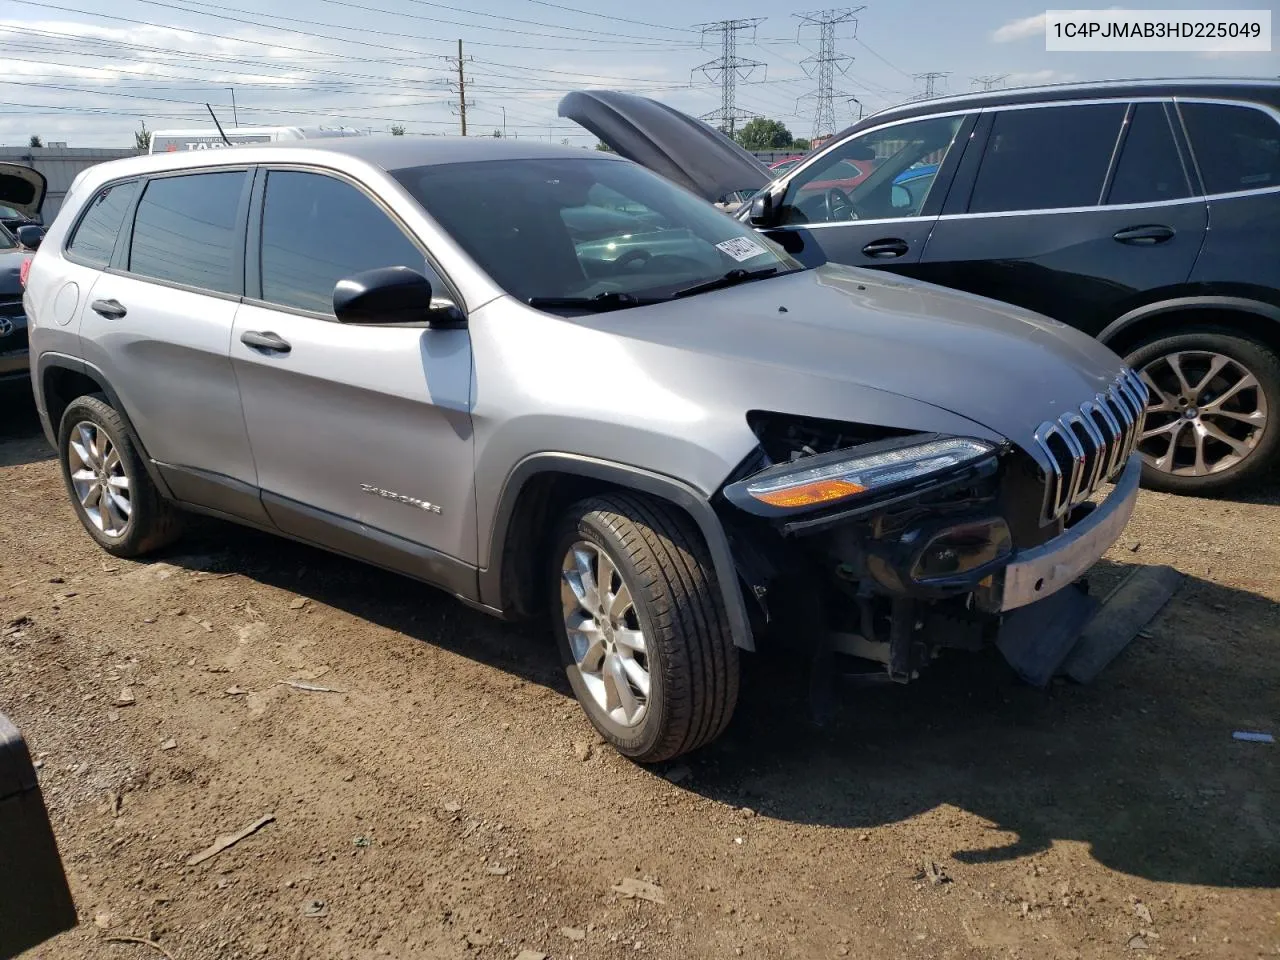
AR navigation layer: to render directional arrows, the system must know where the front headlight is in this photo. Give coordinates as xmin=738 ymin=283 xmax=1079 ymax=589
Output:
xmin=725 ymin=434 xmax=998 ymax=514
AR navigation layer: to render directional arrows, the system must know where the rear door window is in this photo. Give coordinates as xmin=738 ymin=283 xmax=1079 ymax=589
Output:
xmin=1106 ymin=102 xmax=1192 ymax=205
xmin=968 ymin=103 xmax=1127 ymax=213
xmin=66 ymin=180 xmax=140 ymax=267
xmin=1179 ymin=101 xmax=1280 ymax=194
xmin=128 ymin=171 xmax=247 ymax=295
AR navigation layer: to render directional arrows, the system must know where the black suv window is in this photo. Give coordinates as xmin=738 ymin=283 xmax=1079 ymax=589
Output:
xmin=1107 ymin=103 xmax=1191 ymax=205
xmin=968 ymin=103 xmax=1127 ymax=213
xmin=1180 ymin=101 xmax=1280 ymax=195
xmin=67 ymin=180 xmax=140 ymax=267
xmin=129 ymin=171 xmax=246 ymax=294
xmin=259 ymin=170 xmax=434 ymax=315
xmin=779 ymin=113 xmax=965 ymax=224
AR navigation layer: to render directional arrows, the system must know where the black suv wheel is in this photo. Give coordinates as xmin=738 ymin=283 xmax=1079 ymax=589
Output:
xmin=1127 ymin=328 xmax=1280 ymax=495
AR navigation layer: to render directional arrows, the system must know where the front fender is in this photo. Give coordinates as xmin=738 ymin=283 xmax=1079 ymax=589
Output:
xmin=480 ymin=453 xmax=757 ymax=651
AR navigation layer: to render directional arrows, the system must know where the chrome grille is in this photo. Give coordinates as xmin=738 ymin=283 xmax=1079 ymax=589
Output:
xmin=1033 ymin=368 xmax=1149 ymax=523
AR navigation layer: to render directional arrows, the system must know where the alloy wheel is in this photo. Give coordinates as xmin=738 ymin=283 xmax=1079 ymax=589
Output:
xmin=67 ymin=421 xmax=132 ymax=537
xmin=1137 ymin=351 xmax=1268 ymax=478
xmin=560 ymin=540 xmax=650 ymax=728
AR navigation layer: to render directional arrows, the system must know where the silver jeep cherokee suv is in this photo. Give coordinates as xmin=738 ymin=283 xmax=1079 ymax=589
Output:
xmin=20 ymin=136 xmax=1144 ymax=763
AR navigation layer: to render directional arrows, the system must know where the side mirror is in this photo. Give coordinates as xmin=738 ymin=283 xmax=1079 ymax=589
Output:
xmin=748 ymin=191 xmax=776 ymax=227
xmin=333 ymin=266 xmax=462 ymax=327
xmin=15 ymin=225 xmax=44 ymax=250
xmin=891 ymin=184 xmax=911 ymax=209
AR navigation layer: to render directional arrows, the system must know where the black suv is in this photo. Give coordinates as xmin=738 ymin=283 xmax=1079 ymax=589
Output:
xmin=567 ymin=79 xmax=1280 ymax=496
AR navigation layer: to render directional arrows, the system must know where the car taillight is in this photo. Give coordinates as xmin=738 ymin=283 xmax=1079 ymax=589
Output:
xmin=19 ymin=255 xmax=32 ymax=288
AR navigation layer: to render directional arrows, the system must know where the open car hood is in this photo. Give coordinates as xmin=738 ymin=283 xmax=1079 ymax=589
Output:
xmin=558 ymin=90 xmax=772 ymax=204
xmin=0 ymin=163 xmax=46 ymax=220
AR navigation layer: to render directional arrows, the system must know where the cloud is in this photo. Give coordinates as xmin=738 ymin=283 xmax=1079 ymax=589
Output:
xmin=992 ymin=13 xmax=1046 ymax=43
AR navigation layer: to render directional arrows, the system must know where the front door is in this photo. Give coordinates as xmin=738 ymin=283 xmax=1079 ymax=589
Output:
xmin=762 ymin=112 xmax=975 ymax=270
xmin=913 ymin=101 xmax=1208 ymax=337
xmin=230 ymin=168 xmax=476 ymax=585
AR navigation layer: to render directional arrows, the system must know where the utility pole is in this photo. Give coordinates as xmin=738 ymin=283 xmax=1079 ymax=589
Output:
xmin=795 ymin=7 xmax=865 ymax=141
xmin=912 ymin=71 xmax=950 ymax=100
xmin=692 ymin=18 xmax=766 ymax=137
xmin=971 ymin=74 xmax=1008 ymax=91
xmin=447 ymin=39 xmax=474 ymax=135
xmin=226 ymin=87 xmax=238 ymax=127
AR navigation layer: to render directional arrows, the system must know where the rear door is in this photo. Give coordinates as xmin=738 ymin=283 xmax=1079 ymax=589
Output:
xmin=75 ymin=168 xmax=262 ymax=518
xmin=230 ymin=167 xmax=476 ymax=579
xmin=1177 ymin=99 xmax=1280 ymax=291
xmin=762 ymin=111 xmax=975 ymax=270
xmin=914 ymin=100 xmax=1208 ymax=337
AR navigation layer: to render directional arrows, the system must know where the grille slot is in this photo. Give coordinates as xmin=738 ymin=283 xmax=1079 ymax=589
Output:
xmin=1033 ymin=369 xmax=1149 ymax=523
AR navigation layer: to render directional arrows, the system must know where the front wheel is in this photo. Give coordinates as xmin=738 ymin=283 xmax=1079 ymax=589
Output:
xmin=1126 ymin=328 xmax=1280 ymax=495
xmin=549 ymin=493 xmax=739 ymax=764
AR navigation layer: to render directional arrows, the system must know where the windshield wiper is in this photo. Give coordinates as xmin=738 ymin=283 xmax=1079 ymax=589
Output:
xmin=526 ymin=291 xmax=658 ymax=312
xmin=671 ymin=266 xmax=780 ymax=300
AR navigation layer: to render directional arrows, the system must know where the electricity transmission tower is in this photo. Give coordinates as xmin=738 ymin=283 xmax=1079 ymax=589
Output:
xmin=911 ymin=71 xmax=950 ymax=100
xmin=971 ymin=74 xmax=1008 ymax=91
xmin=794 ymin=7 xmax=866 ymax=140
xmin=693 ymin=18 xmax=766 ymax=137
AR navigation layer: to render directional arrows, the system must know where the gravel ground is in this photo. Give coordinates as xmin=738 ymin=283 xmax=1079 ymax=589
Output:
xmin=1 ymin=386 xmax=1277 ymax=960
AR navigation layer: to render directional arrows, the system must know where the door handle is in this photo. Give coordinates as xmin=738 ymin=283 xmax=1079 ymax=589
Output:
xmin=90 ymin=299 xmax=126 ymax=319
xmin=1113 ymin=225 xmax=1175 ymax=245
xmin=861 ymin=238 xmax=910 ymax=259
xmin=239 ymin=330 xmax=291 ymax=353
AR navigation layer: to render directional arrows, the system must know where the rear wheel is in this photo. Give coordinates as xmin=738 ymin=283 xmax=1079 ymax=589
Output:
xmin=1125 ymin=328 xmax=1280 ymax=495
xmin=57 ymin=395 xmax=183 ymax=556
xmin=548 ymin=493 xmax=739 ymax=764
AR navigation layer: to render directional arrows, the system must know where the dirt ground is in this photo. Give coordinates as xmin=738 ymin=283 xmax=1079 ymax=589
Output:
xmin=1 ymin=386 xmax=1277 ymax=960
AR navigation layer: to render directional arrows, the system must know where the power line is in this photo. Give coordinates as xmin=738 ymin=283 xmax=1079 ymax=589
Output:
xmin=518 ymin=0 xmax=698 ymax=34
xmin=795 ymin=7 xmax=865 ymax=139
xmin=693 ymin=18 xmax=766 ymax=136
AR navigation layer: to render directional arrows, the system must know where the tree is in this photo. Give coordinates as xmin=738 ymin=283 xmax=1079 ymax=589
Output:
xmin=135 ymin=121 xmax=151 ymax=152
xmin=734 ymin=118 xmax=792 ymax=151
xmin=390 ymin=124 xmax=406 ymax=136
xmin=594 ymin=140 xmax=614 ymax=152
xmin=28 ymin=135 xmax=42 ymax=148
xmin=492 ymin=129 xmax=502 ymax=138
xmin=792 ymin=137 xmax=812 ymax=152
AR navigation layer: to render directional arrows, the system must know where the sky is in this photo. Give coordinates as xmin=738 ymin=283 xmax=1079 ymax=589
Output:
xmin=0 ymin=0 xmax=1277 ymax=148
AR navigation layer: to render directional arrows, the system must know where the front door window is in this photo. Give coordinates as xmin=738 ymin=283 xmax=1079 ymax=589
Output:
xmin=778 ymin=114 xmax=965 ymax=225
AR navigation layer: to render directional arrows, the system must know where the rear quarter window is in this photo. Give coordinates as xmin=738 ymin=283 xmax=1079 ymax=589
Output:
xmin=1179 ymin=101 xmax=1280 ymax=195
xmin=66 ymin=180 xmax=140 ymax=267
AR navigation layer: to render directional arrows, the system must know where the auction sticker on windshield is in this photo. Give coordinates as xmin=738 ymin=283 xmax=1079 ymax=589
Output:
xmin=716 ymin=237 xmax=769 ymax=262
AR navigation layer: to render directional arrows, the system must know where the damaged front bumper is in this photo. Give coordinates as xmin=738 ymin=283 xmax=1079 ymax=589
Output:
xmin=721 ymin=449 xmax=1141 ymax=685
xmin=996 ymin=455 xmax=1139 ymax=611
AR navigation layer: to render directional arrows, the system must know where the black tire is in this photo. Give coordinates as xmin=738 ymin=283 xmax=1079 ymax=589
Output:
xmin=56 ymin=395 xmax=183 ymax=557
xmin=548 ymin=492 xmax=739 ymax=764
xmin=1124 ymin=327 xmax=1280 ymax=496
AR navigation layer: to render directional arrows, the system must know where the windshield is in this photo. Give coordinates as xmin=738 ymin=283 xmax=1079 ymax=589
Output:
xmin=392 ymin=156 xmax=804 ymax=309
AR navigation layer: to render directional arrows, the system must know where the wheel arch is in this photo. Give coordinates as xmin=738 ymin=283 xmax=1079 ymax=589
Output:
xmin=36 ymin=353 xmax=175 ymax=499
xmin=1098 ymin=296 xmax=1280 ymax=357
xmin=479 ymin=453 xmax=756 ymax=652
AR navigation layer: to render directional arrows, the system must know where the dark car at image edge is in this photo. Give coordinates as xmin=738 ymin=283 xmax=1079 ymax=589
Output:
xmin=564 ymin=78 xmax=1280 ymax=496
